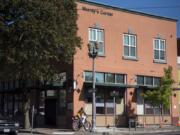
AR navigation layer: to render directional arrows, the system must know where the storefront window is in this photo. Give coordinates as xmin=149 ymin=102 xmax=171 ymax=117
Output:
xmin=58 ymin=90 xmax=66 ymax=115
xmin=106 ymin=90 xmax=115 ymax=114
xmin=163 ymin=108 xmax=170 ymax=115
xmin=38 ymin=91 xmax=45 ymax=116
xmin=145 ymin=101 xmax=170 ymax=115
xmin=96 ymin=90 xmax=105 ymax=114
xmin=85 ymin=88 xmax=125 ymax=115
xmin=14 ymin=94 xmax=23 ymax=116
xmin=137 ymin=90 xmax=170 ymax=115
xmin=145 ymin=103 xmax=154 ymax=114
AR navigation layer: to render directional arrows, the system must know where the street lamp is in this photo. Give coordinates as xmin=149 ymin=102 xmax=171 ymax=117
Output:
xmin=110 ymin=90 xmax=119 ymax=133
xmin=88 ymin=42 xmax=98 ymax=132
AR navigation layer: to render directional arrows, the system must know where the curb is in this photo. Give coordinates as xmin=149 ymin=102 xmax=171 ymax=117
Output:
xmin=19 ymin=127 xmax=180 ymax=135
xmin=94 ymin=127 xmax=180 ymax=134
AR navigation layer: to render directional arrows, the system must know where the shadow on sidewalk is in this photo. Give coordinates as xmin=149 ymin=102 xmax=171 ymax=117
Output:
xmin=19 ymin=129 xmax=46 ymax=135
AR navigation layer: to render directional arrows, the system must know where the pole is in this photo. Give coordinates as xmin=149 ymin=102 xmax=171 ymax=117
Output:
xmin=31 ymin=105 xmax=34 ymax=135
xmin=92 ymin=57 xmax=96 ymax=131
xmin=113 ymin=96 xmax=116 ymax=133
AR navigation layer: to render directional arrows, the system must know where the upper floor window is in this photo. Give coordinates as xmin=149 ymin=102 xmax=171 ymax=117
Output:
xmin=137 ymin=75 xmax=160 ymax=87
xmin=123 ymin=34 xmax=137 ymax=59
xmin=89 ymin=28 xmax=104 ymax=56
xmin=153 ymin=39 xmax=166 ymax=62
xmin=84 ymin=71 xmax=126 ymax=84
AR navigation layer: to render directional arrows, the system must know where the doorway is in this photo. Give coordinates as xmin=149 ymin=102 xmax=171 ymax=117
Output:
xmin=45 ymin=98 xmax=57 ymax=126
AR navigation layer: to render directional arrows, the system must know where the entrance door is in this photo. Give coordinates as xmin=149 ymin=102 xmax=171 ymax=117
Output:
xmin=45 ymin=98 xmax=57 ymax=126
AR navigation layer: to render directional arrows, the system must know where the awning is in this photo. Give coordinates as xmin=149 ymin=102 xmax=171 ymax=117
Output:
xmin=137 ymin=85 xmax=158 ymax=89
xmin=44 ymin=82 xmax=65 ymax=90
xmin=0 ymin=81 xmax=65 ymax=93
xmin=84 ymin=82 xmax=138 ymax=88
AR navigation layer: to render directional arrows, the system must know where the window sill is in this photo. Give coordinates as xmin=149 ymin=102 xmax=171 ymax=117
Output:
xmin=122 ymin=56 xmax=138 ymax=61
xmin=153 ymin=59 xmax=167 ymax=64
xmin=97 ymin=54 xmax=106 ymax=57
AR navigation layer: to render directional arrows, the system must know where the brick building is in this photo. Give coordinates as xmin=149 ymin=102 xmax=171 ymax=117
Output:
xmin=177 ymin=38 xmax=180 ymax=123
xmin=71 ymin=0 xmax=178 ymax=127
xmin=0 ymin=0 xmax=178 ymax=128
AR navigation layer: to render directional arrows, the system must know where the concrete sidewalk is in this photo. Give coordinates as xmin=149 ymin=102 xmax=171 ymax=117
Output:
xmin=19 ymin=126 xmax=180 ymax=135
xmin=95 ymin=126 xmax=180 ymax=134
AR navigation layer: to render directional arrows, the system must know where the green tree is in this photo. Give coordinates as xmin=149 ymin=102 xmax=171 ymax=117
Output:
xmin=142 ymin=66 xmax=174 ymax=127
xmin=0 ymin=0 xmax=81 ymax=128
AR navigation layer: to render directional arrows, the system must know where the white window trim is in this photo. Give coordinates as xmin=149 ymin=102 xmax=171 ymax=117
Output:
xmin=105 ymin=73 xmax=115 ymax=84
xmin=153 ymin=38 xmax=166 ymax=62
xmin=88 ymin=28 xmax=105 ymax=55
xmin=136 ymin=75 xmax=160 ymax=87
xmin=123 ymin=34 xmax=137 ymax=59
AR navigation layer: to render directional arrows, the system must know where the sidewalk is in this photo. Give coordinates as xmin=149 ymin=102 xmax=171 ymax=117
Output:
xmin=19 ymin=126 xmax=180 ymax=135
xmin=95 ymin=126 xmax=180 ymax=134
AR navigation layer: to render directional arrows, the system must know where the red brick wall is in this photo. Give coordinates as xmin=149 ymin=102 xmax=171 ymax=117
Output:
xmin=73 ymin=2 xmax=178 ymax=124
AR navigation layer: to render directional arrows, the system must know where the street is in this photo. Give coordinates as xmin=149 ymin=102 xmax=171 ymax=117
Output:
xmin=134 ymin=132 xmax=180 ymax=135
xmin=17 ymin=131 xmax=180 ymax=135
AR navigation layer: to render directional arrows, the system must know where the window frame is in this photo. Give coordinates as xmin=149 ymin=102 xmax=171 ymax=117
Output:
xmin=144 ymin=101 xmax=170 ymax=115
xmin=84 ymin=71 xmax=126 ymax=85
xmin=136 ymin=75 xmax=160 ymax=87
xmin=89 ymin=28 xmax=105 ymax=56
xmin=84 ymin=89 xmax=125 ymax=115
xmin=123 ymin=34 xmax=137 ymax=59
xmin=105 ymin=73 xmax=115 ymax=84
xmin=153 ymin=38 xmax=166 ymax=63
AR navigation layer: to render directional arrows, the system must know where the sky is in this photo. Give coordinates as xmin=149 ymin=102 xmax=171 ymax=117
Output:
xmin=88 ymin=0 xmax=180 ymax=38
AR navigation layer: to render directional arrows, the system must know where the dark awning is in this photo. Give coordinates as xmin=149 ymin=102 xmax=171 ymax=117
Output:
xmin=84 ymin=82 xmax=138 ymax=89
xmin=137 ymin=85 xmax=158 ymax=89
xmin=0 ymin=81 xmax=65 ymax=93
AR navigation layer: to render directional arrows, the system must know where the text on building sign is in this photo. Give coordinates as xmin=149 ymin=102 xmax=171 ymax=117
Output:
xmin=82 ymin=6 xmax=113 ymax=16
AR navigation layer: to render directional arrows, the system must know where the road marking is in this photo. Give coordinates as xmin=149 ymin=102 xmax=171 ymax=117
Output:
xmin=52 ymin=132 xmax=74 ymax=135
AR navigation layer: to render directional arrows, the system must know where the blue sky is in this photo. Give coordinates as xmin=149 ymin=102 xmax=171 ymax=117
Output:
xmin=88 ymin=0 xmax=180 ymax=38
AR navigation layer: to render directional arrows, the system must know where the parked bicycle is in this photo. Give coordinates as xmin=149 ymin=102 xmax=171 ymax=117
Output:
xmin=72 ymin=108 xmax=91 ymax=131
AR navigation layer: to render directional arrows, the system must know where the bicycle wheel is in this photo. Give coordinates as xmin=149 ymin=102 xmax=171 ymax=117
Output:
xmin=72 ymin=120 xmax=80 ymax=131
xmin=84 ymin=120 xmax=92 ymax=131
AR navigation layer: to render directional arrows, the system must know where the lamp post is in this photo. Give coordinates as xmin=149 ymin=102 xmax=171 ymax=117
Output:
xmin=110 ymin=90 xmax=119 ymax=132
xmin=88 ymin=42 xmax=98 ymax=132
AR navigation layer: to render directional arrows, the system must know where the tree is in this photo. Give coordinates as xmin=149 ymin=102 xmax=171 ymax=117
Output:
xmin=0 ymin=0 xmax=81 ymax=128
xmin=142 ymin=66 xmax=174 ymax=127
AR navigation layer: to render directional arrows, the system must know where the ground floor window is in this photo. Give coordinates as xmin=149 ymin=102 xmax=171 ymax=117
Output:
xmin=0 ymin=94 xmax=23 ymax=117
xmin=84 ymin=88 xmax=125 ymax=115
xmin=145 ymin=102 xmax=170 ymax=115
xmin=58 ymin=89 xmax=66 ymax=115
xmin=136 ymin=89 xmax=170 ymax=115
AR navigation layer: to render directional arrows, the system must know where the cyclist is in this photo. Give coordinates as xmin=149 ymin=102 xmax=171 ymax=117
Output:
xmin=77 ymin=107 xmax=87 ymax=124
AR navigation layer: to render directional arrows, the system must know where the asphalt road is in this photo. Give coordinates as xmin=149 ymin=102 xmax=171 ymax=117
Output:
xmin=135 ymin=132 xmax=180 ymax=135
xmin=17 ymin=131 xmax=180 ymax=135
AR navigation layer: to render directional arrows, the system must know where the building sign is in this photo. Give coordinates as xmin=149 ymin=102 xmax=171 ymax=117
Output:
xmin=82 ymin=6 xmax=113 ymax=16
